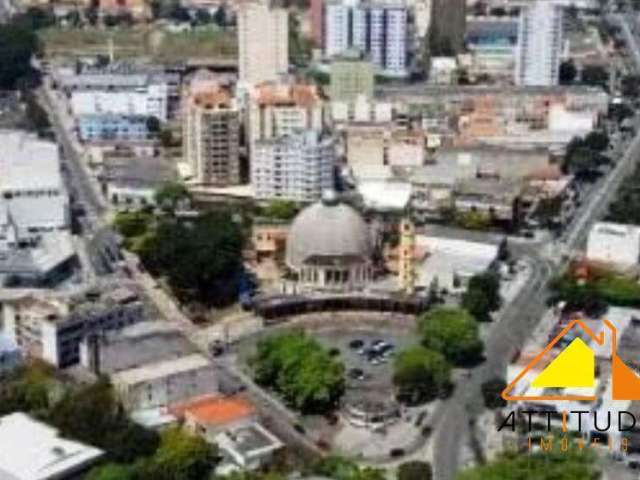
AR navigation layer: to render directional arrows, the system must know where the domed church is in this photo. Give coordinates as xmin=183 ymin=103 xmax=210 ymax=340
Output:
xmin=285 ymin=191 xmax=374 ymax=292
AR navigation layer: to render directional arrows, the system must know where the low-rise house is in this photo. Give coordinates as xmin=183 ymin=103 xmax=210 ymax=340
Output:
xmin=101 ymin=150 xmax=176 ymax=206
xmin=2 ymin=287 xmax=145 ymax=368
xmin=586 ymin=222 xmax=640 ymax=270
xmin=80 ymin=321 xmax=218 ymax=429
xmin=111 ymin=354 xmax=218 ymax=415
xmin=0 ymin=412 xmax=104 ymax=480
xmin=77 ymin=114 xmax=150 ymax=143
xmin=453 ymin=178 xmax=523 ymax=223
xmin=170 ymin=394 xmax=284 ymax=474
xmin=415 ymin=236 xmax=499 ymax=292
xmin=0 ymin=230 xmax=77 ymax=287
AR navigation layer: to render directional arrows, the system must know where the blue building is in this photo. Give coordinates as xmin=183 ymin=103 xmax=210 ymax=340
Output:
xmin=77 ymin=114 xmax=150 ymax=142
xmin=0 ymin=334 xmax=21 ymax=374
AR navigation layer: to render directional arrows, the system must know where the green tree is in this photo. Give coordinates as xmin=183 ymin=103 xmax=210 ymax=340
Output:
xmin=583 ymin=131 xmax=609 ymax=152
xmin=581 ymin=64 xmax=609 ymax=88
xmin=47 ymin=379 xmax=159 ymax=462
xmin=0 ymin=24 xmax=38 ymax=89
xmin=456 ymin=450 xmax=599 ymax=480
xmin=455 ymin=210 xmax=491 ymax=230
xmin=114 ymin=210 xmax=152 ymax=239
xmin=253 ymin=330 xmax=345 ymax=414
xmin=154 ymin=181 xmax=190 ymax=212
xmin=419 ymin=307 xmax=483 ymax=366
xmin=393 ymin=346 xmax=451 ymax=405
xmin=87 ymin=464 xmax=136 ymax=480
xmin=136 ymin=211 xmax=245 ymax=306
xmin=460 ymin=288 xmax=492 ymax=323
xmin=559 ymin=60 xmax=577 ymax=84
xmin=289 ymin=14 xmax=312 ymax=66
xmin=621 ymin=74 xmax=640 ymax=98
xmin=0 ymin=363 xmax=53 ymax=416
xmin=312 ymin=456 xmax=386 ymax=480
xmin=481 ymin=378 xmax=507 ymax=409
xmin=213 ymin=5 xmax=227 ymax=26
xmin=22 ymin=91 xmax=51 ymax=137
xmin=397 ymin=461 xmax=432 ymax=480
xmin=462 ymin=272 xmax=501 ymax=321
xmin=260 ymin=199 xmax=299 ymax=220
xmin=143 ymin=428 xmax=217 ymax=480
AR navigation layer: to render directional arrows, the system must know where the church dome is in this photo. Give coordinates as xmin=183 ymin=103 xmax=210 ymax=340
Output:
xmin=286 ymin=194 xmax=373 ymax=270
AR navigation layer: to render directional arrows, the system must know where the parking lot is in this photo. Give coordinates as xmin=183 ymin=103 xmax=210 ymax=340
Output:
xmin=315 ymin=329 xmax=415 ymax=392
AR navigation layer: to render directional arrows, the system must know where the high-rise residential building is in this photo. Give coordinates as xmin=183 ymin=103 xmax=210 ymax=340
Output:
xmin=330 ymin=51 xmax=375 ymax=101
xmin=324 ymin=0 xmax=409 ymax=77
xmin=311 ymin=0 xmax=324 ymax=47
xmin=252 ymin=131 xmax=335 ymax=202
xmin=430 ymin=0 xmax=465 ymax=54
xmin=238 ymin=3 xmax=289 ymax=85
xmin=515 ymin=1 xmax=564 ymax=86
xmin=412 ymin=0 xmax=432 ymax=38
xmin=183 ymin=86 xmax=240 ymax=186
xmin=247 ymin=82 xmax=325 ymax=153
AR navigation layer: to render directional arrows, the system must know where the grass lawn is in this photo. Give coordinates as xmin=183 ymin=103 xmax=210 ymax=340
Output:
xmin=39 ymin=25 xmax=237 ymax=62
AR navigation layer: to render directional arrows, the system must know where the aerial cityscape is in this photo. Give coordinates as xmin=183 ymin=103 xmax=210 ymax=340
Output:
xmin=0 ymin=0 xmax=640 ymax=479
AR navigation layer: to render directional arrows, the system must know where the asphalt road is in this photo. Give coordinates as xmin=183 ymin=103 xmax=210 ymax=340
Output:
xmin=433 ymin=13 xmax=640 ymax=479
xmin=37 ymin=87 xmax=125 ymax=277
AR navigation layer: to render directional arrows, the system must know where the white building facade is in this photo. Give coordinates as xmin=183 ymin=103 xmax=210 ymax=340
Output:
xmin=252 ymin=131 xmax=335 ymax=202
xmin=238 ymin=3 xmax=289 ymax=85
xmin=514 ymin=1 xmax=564 ymax=86
xmin=69 ymin=81 xmax=171 ymax=121
xmin=586 ymin=222 xmax=640 ymax=269
xmin=0 ymin=132 xmax=69 ymax=240
xmin=324 ymin=0 xmax=409 ymax=77
xmin=2 ymin=289 xmax=145 ymax=368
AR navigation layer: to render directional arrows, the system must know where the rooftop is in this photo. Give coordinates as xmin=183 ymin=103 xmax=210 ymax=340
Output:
xmin=0 ymin=131 xmax=61 ymax=192
xmin=103 ymin=152 xmax=176 ymax=189
xmin=253 ymin=82 xmax=322 ymax=108
xmin=216 ymin=422 xmax=283 ymax=459
xmin=0 ymin=412 xmax=103 ymax=480
xmin=191 ymin=86 xmax=234 ymax=110
xmin=86 ymin=321 xmax=196 ymax=374
xmin=111 ymin=353 xmax=212 ymax=386
xmin=170 ymin=394 xmax=256 ymax=426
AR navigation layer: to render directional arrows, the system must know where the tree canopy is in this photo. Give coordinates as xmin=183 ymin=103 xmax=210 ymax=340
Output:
xmin=252 ymin=330 xmax=345 ymax=414
xmin=0 ymin=24 xmax=38 ymax=89
xmin=397 ymin=461 xmax=432 ymax=480
xmin=139 ymin=427 xmax=217 ymax=480
xmin=154 ymin=181 xmax=191 ymax=212
xmin=259 ymin=199 xmax=299 ymax=221
xmin=462 ymin=272 xmax=501 ymax=322
xmin=47 ymin=378 xmax=160 ymax=463
xmin=456 ymin=450 xmax=599 ymax=480
xmin=87 ymin=464 xmax=137 ymax=480
xmin=135 ymin=210 xmax=245 ymax=307
xmin=311 ymin=456 xmax=386 ymax=480
xmin=393 ymin=346 xmax=451 ymax=405
xmin=581 ymin=65 xmax=609 ymax=88
xmin=419 ymin=307 xmax=483 ymax=366
xmin=88 ymin=428 xmax=217 ymax=480
xmin=481 ymin=377 xmax=507 ymax=409
xmin=559 ymin=60 xmax=577 ymax=84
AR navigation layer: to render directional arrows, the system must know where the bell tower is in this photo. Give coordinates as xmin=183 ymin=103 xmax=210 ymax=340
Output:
xmin=398 ymin=217 xmax=416 ymax=294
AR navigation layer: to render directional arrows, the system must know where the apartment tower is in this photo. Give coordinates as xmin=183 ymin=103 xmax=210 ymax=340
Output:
xmin=238 ymin=3 xmax=289 ymax=85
